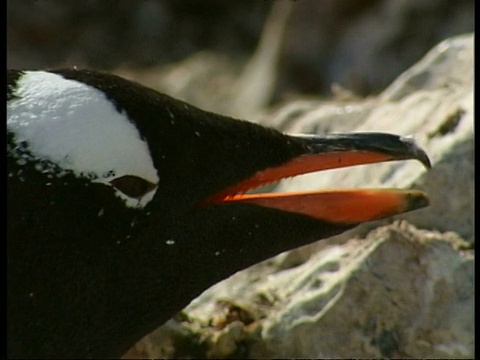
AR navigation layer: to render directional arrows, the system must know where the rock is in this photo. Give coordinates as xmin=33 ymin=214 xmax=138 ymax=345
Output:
xmin=249 ymin=222 xmax=473 ymax=358
xmin=125 ymin=34 xmax=474 ymax=359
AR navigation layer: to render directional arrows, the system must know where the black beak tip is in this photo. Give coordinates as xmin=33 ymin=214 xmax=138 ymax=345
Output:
xmin=400 ymin=135 xmax=432 ymax=169
xmin=404 ymin=190 xmax=430 ymax=212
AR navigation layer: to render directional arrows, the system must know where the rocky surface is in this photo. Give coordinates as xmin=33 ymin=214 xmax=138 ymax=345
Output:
xmin=249 ymin=223 xmax=473 ymax=359
xmin=123 ymin=34 xmax=474 ymax=359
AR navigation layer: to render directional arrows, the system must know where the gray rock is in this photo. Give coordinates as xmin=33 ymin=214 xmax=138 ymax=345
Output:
xmin=250 ymin=222 xmax=473 ymax=358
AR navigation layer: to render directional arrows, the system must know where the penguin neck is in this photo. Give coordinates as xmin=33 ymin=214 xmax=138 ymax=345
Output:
xmin=7 ymin=167 xmax=170 ymax=357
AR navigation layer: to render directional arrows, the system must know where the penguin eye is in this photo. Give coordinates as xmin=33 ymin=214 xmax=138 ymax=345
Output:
xmin=109 ymin=175 xmax=156 ymax=198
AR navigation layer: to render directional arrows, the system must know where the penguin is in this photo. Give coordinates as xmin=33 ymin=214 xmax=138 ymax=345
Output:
xmin=7 ymin=69 xmax=431 ymax=359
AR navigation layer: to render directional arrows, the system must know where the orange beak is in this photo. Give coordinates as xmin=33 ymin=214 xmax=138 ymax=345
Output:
xmin=205 ymin=132 xmax=430 ymax=224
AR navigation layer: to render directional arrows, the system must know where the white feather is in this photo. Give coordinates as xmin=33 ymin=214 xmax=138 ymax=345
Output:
xmin=7 ymin=71 xmax=159 ymax=208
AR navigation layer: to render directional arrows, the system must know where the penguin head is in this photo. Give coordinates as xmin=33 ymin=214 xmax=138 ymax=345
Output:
xmin=7 ymin=69 xmax=432 ymax=267
xmin=7 ymin=68 xmax=432 ymax=269
xmin=7 ymin=69 xmax=431 ymax=358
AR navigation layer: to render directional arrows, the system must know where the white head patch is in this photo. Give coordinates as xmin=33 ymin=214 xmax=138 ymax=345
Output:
xmin=7 ymin=71 xmax=159 ymax=208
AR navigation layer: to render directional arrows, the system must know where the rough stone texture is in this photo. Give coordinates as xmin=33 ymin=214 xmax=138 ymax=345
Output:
xmin=124 ymin=34 xmax=474 ymax=359
xmin=249 ymin=223 xmax=473 ymax=358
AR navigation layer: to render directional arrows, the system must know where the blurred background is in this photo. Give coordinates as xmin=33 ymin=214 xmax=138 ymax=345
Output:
xmin=7 ymin=0 xmax=474 ymax=120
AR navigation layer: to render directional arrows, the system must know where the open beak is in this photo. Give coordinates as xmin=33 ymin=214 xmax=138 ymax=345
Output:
xmin=206 ymin=132 xmax=431 ymax=224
